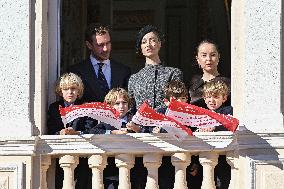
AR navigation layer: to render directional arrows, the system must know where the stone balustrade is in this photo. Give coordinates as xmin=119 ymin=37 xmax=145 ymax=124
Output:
xmin=37 ymin=132 xmax=237 ymax=189
xmin=2 ymin=128 xmax=284 ymax=188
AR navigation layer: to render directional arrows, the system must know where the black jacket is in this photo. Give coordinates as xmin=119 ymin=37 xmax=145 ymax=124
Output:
xmin=69 ymin=58 xmax=131 ymax=102
xmin=47 ymin=99 xmax=96 ymax=135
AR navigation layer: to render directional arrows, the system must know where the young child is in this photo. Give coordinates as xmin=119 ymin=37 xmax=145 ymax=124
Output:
xmin=151 ymin=80 xmax=188 ymax=133
xmin=89 ymin=88 xmax=140 ymax=189
xmin=201 ymin=80 xmax=233 ymax=189
xmin=200 ymin=80 xmax=233 ymax=132
xmin=47 ymin=72 xmax=95 ymax=189
xmin=157 ymin=80 xmax=188 ymax=113
xmin=89 ymin=87 xmax=140 ymax=134
xmin=47 ymin=72 xmax=96 ymax=135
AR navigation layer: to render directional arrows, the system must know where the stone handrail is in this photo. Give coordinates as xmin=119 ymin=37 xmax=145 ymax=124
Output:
xmin=38 ymin=132 xmax=236 ymax=189
xmin=1 ymin=128 xmax=284 ymax=189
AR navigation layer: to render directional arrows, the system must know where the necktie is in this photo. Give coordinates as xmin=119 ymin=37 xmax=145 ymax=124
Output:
xmin=97 ymin=63 xmax=109 ymax=97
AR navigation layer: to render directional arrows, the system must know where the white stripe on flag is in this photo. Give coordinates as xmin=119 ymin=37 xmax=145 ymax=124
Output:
xmin=61 ymin=106 xmax=121 ymax=129
xmin=166 ymin=109 xmax=221 ymax=128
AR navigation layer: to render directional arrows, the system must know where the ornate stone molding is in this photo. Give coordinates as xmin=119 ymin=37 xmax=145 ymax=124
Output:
xmin=0 ymin=163 xmax=23 ymax=189
xmin=247 ymin=156 xmax=284 ymax=189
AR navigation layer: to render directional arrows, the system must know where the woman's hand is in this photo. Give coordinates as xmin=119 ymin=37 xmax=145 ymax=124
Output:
xmin=126 ymin=121 xmax=141 ymax=133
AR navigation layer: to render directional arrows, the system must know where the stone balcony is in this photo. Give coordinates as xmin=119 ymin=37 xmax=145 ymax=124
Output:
xmin=1 ymin=126 xmax=283 ymax=188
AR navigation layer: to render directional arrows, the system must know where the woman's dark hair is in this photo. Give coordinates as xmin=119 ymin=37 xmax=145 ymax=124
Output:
xmin=195 ymin=39 xmax=220 ymax=56
xmin=136 ymin=25 xmax=164 ymax=54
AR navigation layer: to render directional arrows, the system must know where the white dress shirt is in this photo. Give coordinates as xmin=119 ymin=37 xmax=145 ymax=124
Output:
xmin=90 ymin=55 xmax=111 ymax=88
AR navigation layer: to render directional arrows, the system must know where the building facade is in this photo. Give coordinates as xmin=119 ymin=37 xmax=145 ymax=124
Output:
xmin=0 ymin=0 xmax=283 ymax=188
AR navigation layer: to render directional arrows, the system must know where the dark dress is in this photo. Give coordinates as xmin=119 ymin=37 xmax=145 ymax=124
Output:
xmin=128 ymin=64 xmax=183 ymax=110
xmin=189 ymin=75 xmax=231 ymax=108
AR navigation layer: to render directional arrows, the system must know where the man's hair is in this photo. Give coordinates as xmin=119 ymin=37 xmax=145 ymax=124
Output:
xmin=85 ymin=23 xmax=110 ymax=42
xmin=164 ymin=80 xmax=188 ymax=100
xmin=55 ymin=73 xmax=84 ymax=99
xmin=104 ymin=88 xmax=133 ymax=108
xmin=202 ymin=80 xmax=229 ymax=98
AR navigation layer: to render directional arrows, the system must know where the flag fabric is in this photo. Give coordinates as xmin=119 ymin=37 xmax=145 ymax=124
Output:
xmin=59 ymin=102 xmax=121 ymax=129
xmin=132 ymin=102 xmax=193 ymax=139
xmin=166 ymin=100 xmax=239 ymax=132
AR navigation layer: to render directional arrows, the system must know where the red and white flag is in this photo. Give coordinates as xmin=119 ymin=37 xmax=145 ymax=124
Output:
xmin=166 ymin=100 xmax=239 ymax=132
xmin=59 ymin=102 xmax=121 ymax=129
xmin=132 ymin=102 xmax=192 ymax=139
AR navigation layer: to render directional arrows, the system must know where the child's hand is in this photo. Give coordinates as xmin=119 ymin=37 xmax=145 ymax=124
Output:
xmin=126 ymin=121 xmax=141 ymax=133
xmin=152 ymin=126 xmax=161 ymax=133
xmin=59 ymin=129 xmax=68 ymax=135
xmin=196 ymin=127 xmax=215 ymax=132
xmin=66 ymin=128 xmax=81 ymax=135
xmin=111 ymin=130 xmax=128 ymax=134
xmin=60 ymin=128 xmax=80 ymax=135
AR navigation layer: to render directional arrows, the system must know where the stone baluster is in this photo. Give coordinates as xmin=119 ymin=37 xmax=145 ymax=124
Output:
xmin=40 ymin=155 xmax=51 ymax=189
xmin=143 ymin=154 xmax=162 ymax=189
xmin=200 ymin=152 xmax=218 ymax=189
xmin=171 ymin=153 xmax=190 ymax=189
xmin=115 ymin=154 xmax=135 ymax=189
xmin=59 ymin=155 xmax=79 ymax=189
xmin=88 ymin=154 xmax=107 ymax=189
xmin=226 ymin=151 xmax=238 ymax=189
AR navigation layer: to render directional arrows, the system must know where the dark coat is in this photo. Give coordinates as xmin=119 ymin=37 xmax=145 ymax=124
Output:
xmin=213 ymin=105 xmax=233 ymax=131
xmin=189 ymin=75 xmax=231 ymax=108
xmin=89 ymin=113 xmax=134 ymax=134
xmin=69 ymin=58 xmax=131 ymax=102
xmin=47 ymin=99 xmax=96 ymax=135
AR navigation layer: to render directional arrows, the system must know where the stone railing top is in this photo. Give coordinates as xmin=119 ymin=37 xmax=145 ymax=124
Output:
xmin=1 ymin=128 xmax=284 ymax=156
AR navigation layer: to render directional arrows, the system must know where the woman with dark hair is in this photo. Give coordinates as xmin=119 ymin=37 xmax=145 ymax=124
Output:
xmin=128 ymin=25 xmax=183 ymax=189
xmin=128 ymin=25 xmax=183 ymax=111
xmin=189 ymin=40 xmax=230 ymax=108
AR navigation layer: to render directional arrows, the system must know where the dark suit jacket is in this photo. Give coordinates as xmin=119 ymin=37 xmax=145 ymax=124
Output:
xmin=69 ymin=58 xmax=131 ymax=102
xmin=47 ymin=99 xmax=96 ymax=135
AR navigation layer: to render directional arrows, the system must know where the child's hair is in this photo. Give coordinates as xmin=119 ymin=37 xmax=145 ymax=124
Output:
xmin=104 ymin=88 xmax=133 ymax=108
xmin=164 ymin=80 xmax=188 ymax=100
xmin=202 ymin=80 xmax=228 ymax=97
xmin=55 ymin=73 xmax=84 ymax=99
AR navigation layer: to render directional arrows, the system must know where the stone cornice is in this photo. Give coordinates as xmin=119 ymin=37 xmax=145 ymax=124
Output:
xmin=0 ymin=136 xmax=38 ymax=156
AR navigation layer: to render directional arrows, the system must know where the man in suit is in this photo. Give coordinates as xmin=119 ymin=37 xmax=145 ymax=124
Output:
xmin=70 ymin=23 xmax=131 ymax=102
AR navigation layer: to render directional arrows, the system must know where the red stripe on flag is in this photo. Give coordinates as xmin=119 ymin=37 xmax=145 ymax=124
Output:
xmin=59 ymin=102 xmax=121 ymax=129
xmin=132 ymin=102 xmax=193 ymax=138
xmin=167 ymin=100 xmax=239 ymax=132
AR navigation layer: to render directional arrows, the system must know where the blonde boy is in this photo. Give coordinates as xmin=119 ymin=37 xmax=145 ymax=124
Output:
xmin=90 ymin=88 xmax=140 ymax=134
xmin=47 ymin=73 xmax=95 ymax=135
xmin=200 ymin=80 xmax=232 ymax=132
